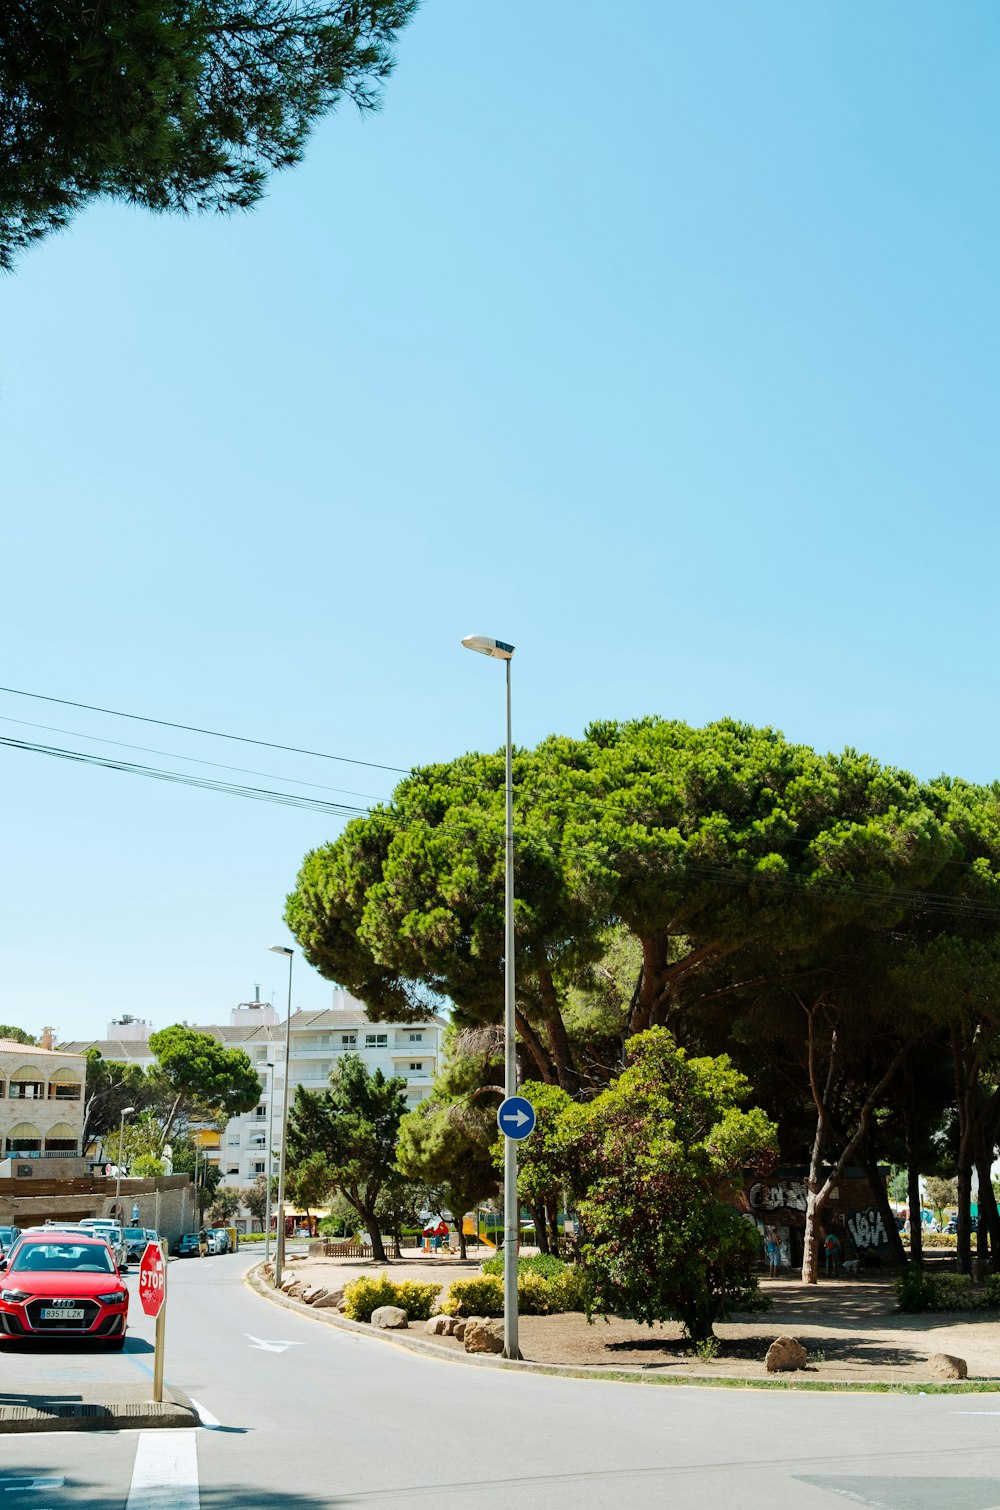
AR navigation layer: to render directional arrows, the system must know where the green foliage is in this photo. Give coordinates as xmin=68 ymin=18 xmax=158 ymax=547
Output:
xmin=240 ymin=1174 xmax=277 ymax=1225
xmin=694 ymin=1336 xmax=721 ymax=1362
xmin=0 ymin=1 xmax=418 ymax=270
xmin=396 ymin=1088 xmax=499 ymax=1254
xmin=569 ymin=1028 xmax=778 ymax=1340
xmin=148 ymin=1026 xmax=261 ymax=1146
xmin=286 ymin=1054 xmax=407 ymax=1262
xmin=0 ymin=1025 xmax=36 ymax=1045
xmin=896 ymin=1269 xmax=975 ymax=1312
xmin=82 ymin=1052 xmax=156 ymax=1148
xmin=445 ymin=1275 xmax=505 ymax=1317
xmin=341 ymin=1273 xmax=442 ymax=1323
xmin=516 ymin=1269 xmax=552 ymax=1315
xmin=480 ymin=1253 xmax=567 ymax=1280
xmin=983 ymin=1275 xmax=1000 ymax=1309
xmin=208 ymin=1188 xmax=241 ymax=1224
xmin=923 ymin=1177 xmax=958 ymax=1225
xmin=285 ymin=1152 xmax=335 ymax=1217
xmin=544 ymin=1265 xmax=591 ymax=1313
xmin=131 ymin=1154 xmax=166 ymax=1177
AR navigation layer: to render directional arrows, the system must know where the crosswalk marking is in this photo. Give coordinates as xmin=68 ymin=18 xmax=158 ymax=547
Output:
xmin=125 ymin=1432 xmax=198 ymax=1510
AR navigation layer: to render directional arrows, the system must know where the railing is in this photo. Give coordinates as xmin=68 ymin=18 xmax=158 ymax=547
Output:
xmin=4 ymin=1148 xmax=79 ymax=1158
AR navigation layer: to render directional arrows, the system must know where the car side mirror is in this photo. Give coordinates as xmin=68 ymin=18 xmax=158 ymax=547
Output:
xmin=0 ymin=1258 xmax=8 ymax=1272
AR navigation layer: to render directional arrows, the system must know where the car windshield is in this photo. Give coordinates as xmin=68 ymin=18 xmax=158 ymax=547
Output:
xmin=10 ymin=1241 xmax=115 ymax=1274
xmin=125 ymin=1229 xmax=145 ymax=1241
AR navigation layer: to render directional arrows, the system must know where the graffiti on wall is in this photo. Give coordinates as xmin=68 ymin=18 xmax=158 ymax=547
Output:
xmin=748 ymin=1179 xmax=808 ymax=1214
xmin=847 ymin=1207 xmax=888 ymax=1251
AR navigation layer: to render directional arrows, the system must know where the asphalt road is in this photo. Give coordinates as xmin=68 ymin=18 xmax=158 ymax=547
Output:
xmin=1 ymin=1253 xmax=999 ymax=1509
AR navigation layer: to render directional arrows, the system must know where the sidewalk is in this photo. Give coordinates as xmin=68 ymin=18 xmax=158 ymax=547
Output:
xmin=0 ymin=1381 xmax=198 ymax=1434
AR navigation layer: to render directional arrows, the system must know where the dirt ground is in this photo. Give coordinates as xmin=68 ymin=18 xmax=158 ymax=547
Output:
xmin=278 ymin=1249 xmax=1000 ymax=1384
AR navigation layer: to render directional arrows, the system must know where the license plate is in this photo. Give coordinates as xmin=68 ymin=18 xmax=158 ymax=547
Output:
xmin=41 ymin=1307 xmax=85 ymax=1320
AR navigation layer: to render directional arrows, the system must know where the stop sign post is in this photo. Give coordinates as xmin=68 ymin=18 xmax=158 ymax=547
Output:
xmin=139 ymin=1241 xmax=168 ymax=1402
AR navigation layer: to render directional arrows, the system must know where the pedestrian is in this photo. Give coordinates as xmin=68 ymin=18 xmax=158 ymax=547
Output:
xmin=198 ymin=1223 xmax=208 ymax=1258
xmin=823 ymin=1229 xmax=841 ymax=1277
xmin=765 ymin=1228 xmax=780 ymax=1278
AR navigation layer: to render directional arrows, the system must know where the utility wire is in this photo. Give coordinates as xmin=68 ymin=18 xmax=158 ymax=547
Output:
xmin=0 ymin=713 xmax=385 ymax=802
xmin=0 ymin=682 xmax=410 ymax=775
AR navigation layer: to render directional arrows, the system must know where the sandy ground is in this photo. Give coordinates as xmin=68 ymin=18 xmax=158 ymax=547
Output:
xmin=280 ymin=1249 xmax=1000 ymax=1383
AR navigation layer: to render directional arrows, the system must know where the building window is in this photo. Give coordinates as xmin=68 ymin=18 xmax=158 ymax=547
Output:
xmin=409 ymin=1062 xmax=423 ymax=1072
xmin=340 ymin=1034 xmax=356 ymax=1047
xmin=250 ymin=1161 xmax=265 ymax=1175
xmin=365 ymin=1034 xmax=388 ymax=1047
xmin=254 ymin=1105 xmax=267 ymax=1118
xmin=408 ymin=1032 xmax=423 ymax=1043
xmin=227 ymin=1165 xmax=240 ymax=1175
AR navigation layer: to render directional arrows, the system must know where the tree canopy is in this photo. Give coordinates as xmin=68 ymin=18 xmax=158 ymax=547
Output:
xmin=147 ymin=1025 xmax=262 ymax=1147
xmin=0 ymin=0 xmax=418 ymax=270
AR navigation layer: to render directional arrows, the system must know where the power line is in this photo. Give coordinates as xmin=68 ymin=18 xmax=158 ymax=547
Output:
xmin=0 ymin=682 xmax=410 ymax=775
xmin=0 ymin=713 xmax=385 ymax=802
xmin=0 ymin=735 xmax=371 ymax=819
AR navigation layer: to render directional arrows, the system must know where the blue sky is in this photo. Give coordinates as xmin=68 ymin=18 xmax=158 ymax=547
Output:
xmin=3 ymin=1 xmax=1000 ymax=1039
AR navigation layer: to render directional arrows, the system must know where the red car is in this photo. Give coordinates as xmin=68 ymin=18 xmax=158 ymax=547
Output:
xmin=0 ymin=1233 xmax=129 ymax=1348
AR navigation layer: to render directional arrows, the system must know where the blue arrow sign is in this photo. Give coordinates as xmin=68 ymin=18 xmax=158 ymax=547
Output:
xmin=497 ymin=1095 xmax=536 ymax=1140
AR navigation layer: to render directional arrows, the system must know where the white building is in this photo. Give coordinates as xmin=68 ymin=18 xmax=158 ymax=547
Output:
xmin=60 ymin=991 xmax=446 ymax=1191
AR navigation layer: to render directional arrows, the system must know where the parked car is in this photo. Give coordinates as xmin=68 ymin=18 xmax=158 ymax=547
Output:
xmin=171 ymin=1233 xmax=202 ymax=1258
xmin=77 ymin=1221 xmax=129 ymax=1272
xmin=0 ymin=1233 xmax=128 ymax=1348
xmin=123 ymin=1228 xmax=149 ymax=1263
xmin=207 ymin=1228 xmax=229 ymax=1255
xmin=0 ymin=1226 xmax=20 ymax=1257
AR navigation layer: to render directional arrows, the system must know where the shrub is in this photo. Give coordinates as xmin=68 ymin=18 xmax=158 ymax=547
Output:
xmin=984 ymin=1275 xmax=1000 ymax=1310
xmin=445 ymin=1275 xmax=505 ymax=1317
xmin=341 ymin=1272 xmax=442 ymax=1323
xmin=896 ymin=1268 xmax=975 ymax=1312
xmin=545 ymin=1265 xmax=590 ymax=1313
xmin=516 ymin=1270 xmax=551 ymax=1315
xmin=481 ymin=1253 xmax=567 ymax=1281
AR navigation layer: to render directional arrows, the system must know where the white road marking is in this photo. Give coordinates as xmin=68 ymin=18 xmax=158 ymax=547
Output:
xmin=125 ymin=1431 xmax=199 ymax=1510
xmin=189 ymin=1396 xmax=221 ymax=1428
xmin=2 ymin=1480 xmax=64 ymax=1492
xmin=245 ymin=1333 xmax=303 ymax=1353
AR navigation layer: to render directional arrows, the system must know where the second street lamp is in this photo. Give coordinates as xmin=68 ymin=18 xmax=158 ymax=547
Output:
xmin=268 ymin=943 xmax=294 ymax=1288
xmin=113 ymin=1106 xmax=135 ymax=1224
xmin=460 ymin=632 xmax=521 ymax=1359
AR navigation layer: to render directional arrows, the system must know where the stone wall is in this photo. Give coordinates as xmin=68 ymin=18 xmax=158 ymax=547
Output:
xmin=0 ymin=1175 xmax=196 ymax=1242
xmin=723 ymin=1166 xmax=892 ymax=1269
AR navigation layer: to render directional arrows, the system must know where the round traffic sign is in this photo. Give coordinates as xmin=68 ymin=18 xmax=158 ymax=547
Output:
xmin=497 ymin=1095 xmax=536 ymax=1140
xmin=138 ymin=1241 xmax=166 ymax=1318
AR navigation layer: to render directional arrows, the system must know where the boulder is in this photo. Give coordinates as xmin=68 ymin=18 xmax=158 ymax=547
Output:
xmin=425 ymin=1316 xmax=451 ymax=1335
xmin=464 ymin=1320 xmax=504 ymax=1355
xmin=280 ymin=1276 xmax=303 ymax=1296
xmin=370 ymin=1305 xmax=409 ymax=1330
xmin=313 ymin=1287 xmax=344 ymax=1310
xmin=929 ymin=1352 xmax=968 ymax=1380
xmin=301 ymin=1285 xmax=330 ymax=1306
xmin=451 ymin=1320 xmax=467 ymax=1341
xmin=764 ymin=1336 xmax=808 ymax=1373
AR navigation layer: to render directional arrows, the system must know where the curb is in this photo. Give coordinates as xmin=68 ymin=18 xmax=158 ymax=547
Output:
xmin=243 ymin=1265 xmax=1000 ymax=1395
xmin=0 ymin=1389 xmax=199 ymax=1435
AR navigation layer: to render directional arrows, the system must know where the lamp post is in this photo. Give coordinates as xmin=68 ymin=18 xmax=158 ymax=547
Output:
xmin=268 ymin=943 xmax=294 ymax=1288
xmin=461 ymin=632 xmax=520 ymax=1359
xmin=263 ymin=1051 xmax=276 ymax=1263
xmin=113 ymin=1106 xmax=135 ymax=1223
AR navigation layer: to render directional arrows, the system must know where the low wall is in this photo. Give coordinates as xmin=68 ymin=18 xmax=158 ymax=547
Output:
xmin=0 ymin=1175 xmax=196 ymax=1242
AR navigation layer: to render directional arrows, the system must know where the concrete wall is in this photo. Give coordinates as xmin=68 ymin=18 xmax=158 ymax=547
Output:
xmin=0 ymin=1175 xmax=196 ymax=1243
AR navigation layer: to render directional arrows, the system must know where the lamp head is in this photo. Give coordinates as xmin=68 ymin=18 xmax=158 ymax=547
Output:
xmin=121 ymin=1106 xmax=136 ymax=1117
xmin=268 ymin=945 xmax=294 ymax=957
xmin=461 ymin=634 xmax=515 ymax=660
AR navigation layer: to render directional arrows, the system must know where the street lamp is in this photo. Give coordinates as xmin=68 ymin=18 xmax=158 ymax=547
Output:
xmin=268 ymin=943 xmax=294 ymax=1288
xmin=460 ymin=632 xmax=520 ymax=1359
xmin=113 ymin=1106 xmax=136 ymax=1223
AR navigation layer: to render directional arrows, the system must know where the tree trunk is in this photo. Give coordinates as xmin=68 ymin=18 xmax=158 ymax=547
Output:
xmin=458 ymin=1225 xmax=467 ymax=1261
xmin=904 ymin=1082 xmax=923 ymax=1266
xmin=365 ymin=1210 xmax=387 ymax=1264
xmin=975 ymin=1130 xmax=1000 ymax=1267
xmin=953 ymin=1024 xmax=975 ymax=1276
xmin=547 ymin=1201 xmax=560 ymax=1259
xmin=860 ymin=1139 xmax=907 ymax=1268
xmin=530 ymin=1203 xmax=549 ymax=1255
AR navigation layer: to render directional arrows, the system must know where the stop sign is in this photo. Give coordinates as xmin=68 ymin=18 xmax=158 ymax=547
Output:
xmin=138 ymin=1241 xmax=166 ymax=1318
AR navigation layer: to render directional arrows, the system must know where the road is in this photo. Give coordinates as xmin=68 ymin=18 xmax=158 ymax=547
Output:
xmin=1 ymin=1253 xmax=999 ymax=1509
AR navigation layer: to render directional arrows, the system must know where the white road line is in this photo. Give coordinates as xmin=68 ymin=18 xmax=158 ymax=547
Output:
xmin=188 ymin=1396 xmax=221 ymax=1429
xmin=125 ymin=1432 xmax=199 ymax=1510
xmin=1 ymin=1479 xmax=64 ymax=1492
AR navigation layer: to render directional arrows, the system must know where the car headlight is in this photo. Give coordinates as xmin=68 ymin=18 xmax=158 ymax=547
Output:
xmin=0 ymin=1289 xmax=29 ymax=1304
xmin=96 ymin=1291 xmax=127 ymax=1305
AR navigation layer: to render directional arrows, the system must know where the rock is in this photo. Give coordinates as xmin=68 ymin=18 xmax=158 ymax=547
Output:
xmin=929 ymin=1352 xmax=968 ymax=1380
xmin=370 ymin=1305 xmax=409 ymax=1330
xmin=451 ymin=1320 xmax=467 ymax=1341
xmin=301 ymin=1285 xmax=330 ymax=1306
xmin=464 ymin=1320 xmax=504 ymax=1354
xmin=280 ymin=1276 xmax=302 ymax=1296
xmin=313 ymin=1287 xmax=344 ymax=1310
xmin=425 ymin=1316 xmax=451 ymax=1335
xmin=765 ymin=1336 xmax=808 ymax=1373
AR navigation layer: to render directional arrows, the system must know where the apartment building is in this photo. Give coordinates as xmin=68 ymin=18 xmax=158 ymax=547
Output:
xmin=0 ymin=1034 xmax=87 ymax=1177
xmin=61 ymin=991 xmax=446 ymax=1190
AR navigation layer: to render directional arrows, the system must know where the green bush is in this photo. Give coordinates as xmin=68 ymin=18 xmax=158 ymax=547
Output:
xmin=516 ymin=1270 xmax=551 ymax=1315
xmin=983 ymin=1275 xmax=1000 ymax=1309
xmin=896 ymin=1268 xmax=975 ymax=1312
xmin=481 ymin=1253 xmax=567 ymax=1280
xmin=545 ymin=1265 xmax=590 ymax=1313
xmin=445 ymin=1275 xmax=505 ymax=1317
xmin=341 ymin=1272 xmax=442 ymax=1323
